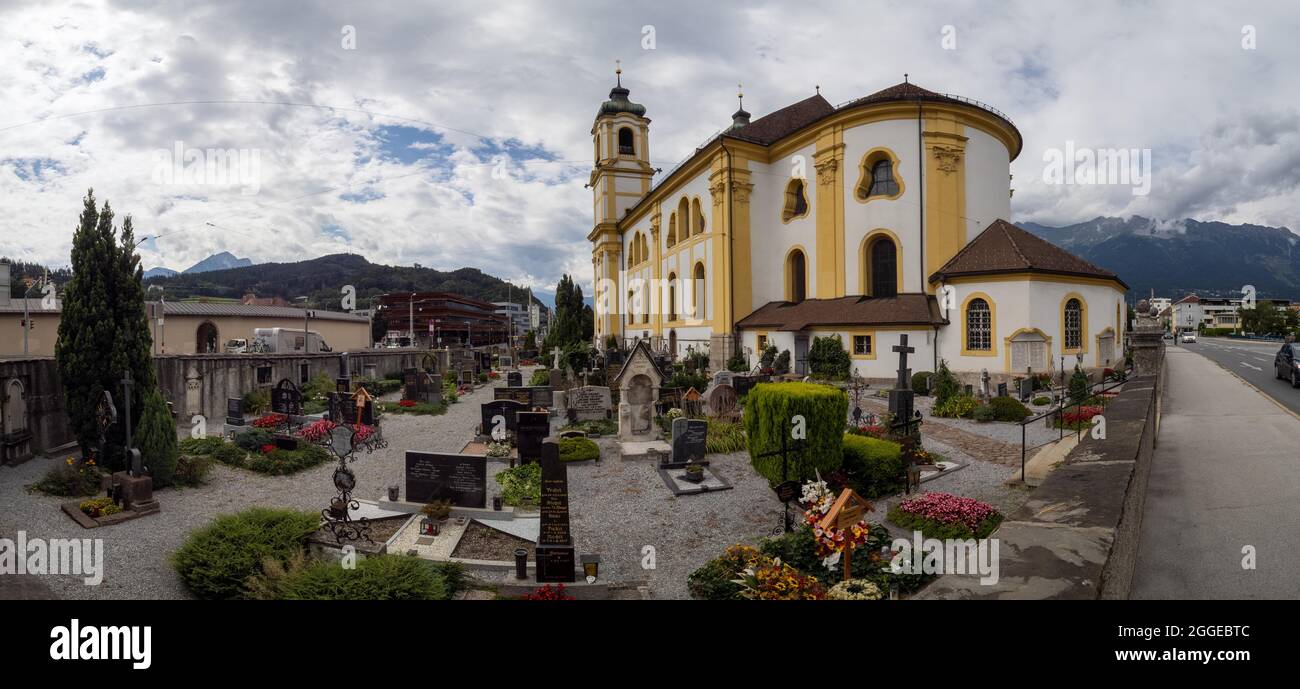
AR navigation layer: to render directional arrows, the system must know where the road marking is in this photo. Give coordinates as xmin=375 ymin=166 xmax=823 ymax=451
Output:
xmin=1240 ymin=362 xmax=1263 ymax=371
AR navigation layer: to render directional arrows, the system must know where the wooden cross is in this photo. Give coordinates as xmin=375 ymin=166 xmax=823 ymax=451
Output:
xmin=818 ymin=488 xmax=874 ymax=581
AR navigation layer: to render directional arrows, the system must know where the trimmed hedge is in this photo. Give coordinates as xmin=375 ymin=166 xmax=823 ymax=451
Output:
xmin=988 ymin=396 xmax=1030 ymax=422
xmin=250 ymin=553 xmax=462 ymax=600
xmin=171 ymin=507 xmax=320 ymax=600
xmin=840 ymin=433 xmax=904 ymax=497
xmin=558 ymin=437 xmax=599 ymax=462
xmin=745 ymin=382 xmax=847 ymax=485
xmin=807 ymin=334 xmax=852 ymax=380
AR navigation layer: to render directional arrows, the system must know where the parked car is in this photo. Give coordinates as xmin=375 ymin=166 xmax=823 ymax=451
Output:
xmin=1162 ymin=332 xmax=1174 ymax=340
xmin=1181 ymin=332 xmax=1197 ymax=344
xmin=1275 ymin=343 xmax=1300 ymax=387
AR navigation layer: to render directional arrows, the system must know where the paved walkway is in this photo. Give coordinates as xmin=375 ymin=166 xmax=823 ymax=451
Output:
xmin=1132 ymin=348 xmax=1300 ymax=598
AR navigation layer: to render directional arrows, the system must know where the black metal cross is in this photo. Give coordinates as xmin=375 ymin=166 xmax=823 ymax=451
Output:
xmin=892 ymin=334 xmax=915 ymax=389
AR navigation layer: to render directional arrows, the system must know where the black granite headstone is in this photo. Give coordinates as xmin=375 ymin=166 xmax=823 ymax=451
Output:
xmin=481 ymin=399 xmax=526 ymax=438
xmin=671 ymin=418 xmax=707 ymax=465
xmin=271 ymin=378 xmax=303 ymax=416
xmin=506 ymin=371 xmax=523 ymax=387
xmin=225 ymin=397 xmax=244 ymax=427
xmin=404 ymin=452 xmax=487 ymax=507
xmin=535 ymin=438 xmax=576 ymax=583
xmin=516 ymin=411 xmax=549 ymax=464
xmin=997 ymin=382 xmax=1008 ymax=397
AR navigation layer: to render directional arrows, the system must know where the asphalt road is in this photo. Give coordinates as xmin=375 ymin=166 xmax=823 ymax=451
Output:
xmin=1131 ymin=341 xmax=1300 ymax=598
xmin=1182 ymin=336 xmax=1300 ymax=415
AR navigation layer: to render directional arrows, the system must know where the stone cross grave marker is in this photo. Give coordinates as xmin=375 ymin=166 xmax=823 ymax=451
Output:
xmin=888 ymin=334 xmax=916 ymax=422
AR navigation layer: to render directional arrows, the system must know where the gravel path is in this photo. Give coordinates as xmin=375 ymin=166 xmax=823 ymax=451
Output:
xmin=0 ymin=378 xmax=503 ymax=600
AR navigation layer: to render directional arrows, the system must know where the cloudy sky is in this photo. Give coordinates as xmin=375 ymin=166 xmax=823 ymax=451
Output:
xmin=2 ymin=0 xmax=1298 ymax=295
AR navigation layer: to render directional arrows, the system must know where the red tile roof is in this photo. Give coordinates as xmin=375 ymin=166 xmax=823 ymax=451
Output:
xmin=928 ymin=219 xmax=1128 ymax=289
xmin=727 ymin=94 xmax=835 ymax=145
xmin=736 ymin=294 xmax=946 ymax=331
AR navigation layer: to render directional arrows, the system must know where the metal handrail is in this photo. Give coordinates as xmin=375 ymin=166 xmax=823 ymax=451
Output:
xmin=1018 ymin=365 xmax=1132 ymax=481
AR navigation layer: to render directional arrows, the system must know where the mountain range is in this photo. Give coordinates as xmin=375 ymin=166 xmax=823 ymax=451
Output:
xmin=143 ymin=251 xmax=253 ymax=279
xmin=144 ymin=253 xmax=550 ymax=313
xmin=1018 ymin=216 xmax=1300 ymax=300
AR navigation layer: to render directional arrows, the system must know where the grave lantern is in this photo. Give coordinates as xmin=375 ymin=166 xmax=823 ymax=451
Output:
xmin=581 ymin=554 xmax=601 ymax=584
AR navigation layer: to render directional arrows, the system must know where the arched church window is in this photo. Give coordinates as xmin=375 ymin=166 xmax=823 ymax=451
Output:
xmin=1064 ymin=299 xmax=1083 ymax=349
xmin=966 ymin=299 xmax=991 ymax=351
xmin=856 ymin=149 xmax=904 ymax=201
xmin=678 ymin=198 xmax=691 ymax=237
xmin=693 ymin=262 xmax=705 ymax=318
xmin=618 ymin=127 xmax=635 ymax=155
xmin=692 ymin=198 xmax=705 ymax=235
xmin=667 ymin=272 xmax=677 ymax=321
xmin=783 ymin=179 xmax=809 ymax=222
xmin=869 ymin=238 xmax=898 ymax=297
xmin=787 ymin=250 xmax=807 ymax=303
xmin=667 ymin=213 xmax=677 ymax=248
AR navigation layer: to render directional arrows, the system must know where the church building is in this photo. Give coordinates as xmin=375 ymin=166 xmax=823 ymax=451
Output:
xmin=587 ymin=71 xmax=1128 ymax=382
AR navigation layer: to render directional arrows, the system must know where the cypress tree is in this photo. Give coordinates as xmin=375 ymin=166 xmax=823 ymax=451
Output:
xmin=135 ymin=387 xmax=178 ymax=486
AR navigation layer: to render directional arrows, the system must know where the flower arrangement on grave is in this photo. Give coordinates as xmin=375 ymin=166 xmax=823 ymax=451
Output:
xmin=398 ymin=399 xmax=417 ymax=408
xmin=523 ymin=584 xmax=575 ymax=601
xmin=488 ymin=370 xmax=499 ymax=379
xmin=259 ymin=443 xmax=277 ymax=455
xmin=486 ymin=441 xmax=511 ymax=458
xmin=421 ymin=499 xmax=452 ymax=521
xmin=665 ymin=407 xmax=684 ymax=420
xmin=353 ymin=424 xmax=376 ymax=442
xmin=1061 ymin=405 xmax=1104 ymax=426
xmin=252 ymin=413 xmax=288 ymax=429
xmin=298 ymin=418 xmax=337 ymax=442
xmin=78 ymin=496 xmax=122 ymax=518
xmin=801 ymin=478 xmax=873 ymax=558
xmin=888 ymin=491 xmax=1002 ymax=539
xmin=827 ymin=578 xmax=884 ymax=601
xmin=731 ymin=558 xmax=826 ymax=600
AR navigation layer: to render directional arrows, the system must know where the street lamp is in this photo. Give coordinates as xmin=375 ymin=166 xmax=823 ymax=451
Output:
xmin=147 ymin=284 xmax=166 ymax=354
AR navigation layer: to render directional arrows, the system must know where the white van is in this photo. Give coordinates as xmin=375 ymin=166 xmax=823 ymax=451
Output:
xmin=252 ymin=328 xmax=332 ymax=353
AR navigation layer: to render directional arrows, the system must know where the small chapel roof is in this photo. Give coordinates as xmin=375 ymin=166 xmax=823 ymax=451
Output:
xmin=928 ymin=219 xmax=1129 ymax=289
xmin=735 ymin=293 xmax=946 ymax=332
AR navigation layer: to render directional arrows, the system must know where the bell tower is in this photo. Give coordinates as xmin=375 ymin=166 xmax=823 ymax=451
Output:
xmin=589 ymin=62 xmax=653 ymax=342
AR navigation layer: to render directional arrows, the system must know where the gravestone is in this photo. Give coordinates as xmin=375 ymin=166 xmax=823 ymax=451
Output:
xmin=548 ymin=368 xmax=562 ymax=390
xmin=404 ymin=452 xmax=487 ymax=508
xmin=500 ymin=354 xmax=514 ymax=369
xmin=335 ymin=377 xmax=352 ymax=394
xmin=531 ymin=386 xmax=554 ymax=408
xmin=535 ymin=438 xmax=576 ymax=583
xmin=507 ymin=371 xmax=523 ymax=387
xmin=705 ymin=384 xmax=739 ymax=420
xmin=225 ymin=397 xmax=245 ymax=427
xmin=997 ymin=382 xmax=1008 ymax=398
xmin=460 ymin=369 xmax=475 ymax=386
xmin=271 ymin=378 xmax=303 ymax=416
xmin=979 ymin=369 xmax=991 ymax=400
xmin=481 ymin=399 xmax=526 ymax=439
xmin=613 ymin=340 xmax=665 ymax=441
xmin=402 ymin=368 xmax=422 ymax=401
xmin=712 ymin=371 xmax=736 ymax=388
xmin=495 ymin=387 xmax=532 ymax=405
xmin=1019 ymin=378 xmax=1034 ymax=402
xmin=734 ymin=375 xmax=757 ymax=397
xmin=887 ymin=335 xmax=916 ymax=431
xmin=516 ymin=411 xmax=550 ymax=464
xmin=671 ymin=417 xmax=707 ymax=465
xmin=963 ymin=384 xmax=974 ymax=397
xmin=567 ymin=385 xmax=612 ymax=421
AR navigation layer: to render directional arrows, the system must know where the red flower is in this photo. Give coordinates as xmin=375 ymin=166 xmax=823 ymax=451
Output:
xmin=260 ymin=444 xmax=277 ymax=454
xmin=398 ymin=399 xmax=417 ymax=408
xmin=252 ymin=413 xmax=287 ymax=428
xmin=524 ymin=584 xmax=574 ymax=601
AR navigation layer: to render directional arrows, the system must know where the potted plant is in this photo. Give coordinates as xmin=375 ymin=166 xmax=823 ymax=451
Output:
xmin=682 ymin=462 xmax=705 ymax=483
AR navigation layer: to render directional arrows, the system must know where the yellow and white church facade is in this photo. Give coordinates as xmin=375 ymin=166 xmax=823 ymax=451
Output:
xmin=588 ymin=75 xmax=1128 ymax=382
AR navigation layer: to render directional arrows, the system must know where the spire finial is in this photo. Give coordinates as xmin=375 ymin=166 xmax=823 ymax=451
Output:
xmin=904 ymin=73 xmax=909 ymax=84
xmin=615 ymin=59 xmax=622 ymax=87
xmin=815 ymin=84 xmax=820 ymax=95
xmin=737 ymin=83 xmax=744 ymax=110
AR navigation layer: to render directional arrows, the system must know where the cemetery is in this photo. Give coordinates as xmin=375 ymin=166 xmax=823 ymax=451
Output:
xmin=1 ymin=200 xmax=1144 ymax=600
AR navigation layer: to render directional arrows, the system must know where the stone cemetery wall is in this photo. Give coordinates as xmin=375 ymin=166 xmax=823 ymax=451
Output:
xmin=0 ymin=357 xmax=74 ymax=463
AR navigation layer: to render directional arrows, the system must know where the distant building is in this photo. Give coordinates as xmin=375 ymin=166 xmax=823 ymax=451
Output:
xmin=1171 ymin=293 xmax=1291 ymax=332
xmin=375 ymin=292 xmax=509 ymax=348
xmin=492 ymin=302 xmax=531 ymax=340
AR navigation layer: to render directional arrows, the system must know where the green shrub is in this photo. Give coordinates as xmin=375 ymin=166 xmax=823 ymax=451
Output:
xmin=179 ymin=436 xmax=225 ymax=455
xmin=171 ymin=507 xmax=320 ymax=600
xmin=840 ymin=433 xmax=904 ymax=497
xmin=32 ymin=459 xmax=103 ymax=497
xmin=495 ymin=462 xmax=541 ymax=506
xmin=234 ymin=427 xmax=273 ymax=452
xmin=136 ymin=387 xmax=179 ymax=487
xmin=529 ymin=369 xmax=551 ymax=386
xmin=666 ymin=370 xmax=708 ymax=392
xmin=251 ymin=553 xmax=457 ymax=600
xmin=243 ymin=445 xmax=331 ymax=475
xmin=807 ymin=334 xmax=852 ymax=380
xmin=774 ymin=350 xmax=791 ymax=375
xmin=687 ymin=544 xmax=763 ymax=600
xmin=932 ymin=360 xmax=960 ymax=406
xmin=933 ymin=394 xmax=977 ymax=418
xmin=212 ymin=443 xmax=248 ymax=467
xmin=745 ymin=382 xmax=847 ymax=484
xmin=558 ymin=437 xmax=599 ymax=463
xmin=911 ymin=371 xmax=933 ymax=395
xmin=562 ymin=419 xmax=617 ymax=436
xmin=1069 ymin=367 xmax=1091 ymax=403
xmin=706 ymin=419 xmax=747 ymax=454
xmin=242 ymin=388 xmax=270 ymax=415
xmin=172 ymin=454 xmax=214 ymax=487
xmin=988 ymin=396 xmax=1031 ymax=422
xmin=1031 ymin=395 xmax=1051 ymax=406
xmin=759 ymin=345 xmax=778 ymax=370
xmin=727 ymin=348 xmax=749 ymax=373
xmin=972 ymin=404 xmax=996 ymax=423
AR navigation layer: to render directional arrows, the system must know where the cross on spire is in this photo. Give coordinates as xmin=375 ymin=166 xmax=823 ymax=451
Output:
xmin=615 ymin=59 xmax=622 ymax=86
xmin=737 ymin=83 xmax=744 ymax=110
